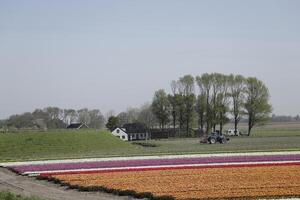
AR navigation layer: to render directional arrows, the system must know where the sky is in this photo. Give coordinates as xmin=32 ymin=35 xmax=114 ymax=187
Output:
xmin=0 ymin=0 xmax=300 ymax=119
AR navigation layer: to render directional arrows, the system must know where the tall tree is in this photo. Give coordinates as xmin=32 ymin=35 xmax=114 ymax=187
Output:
xmin=45 ymin=107 xmax=62 ymax=120
xmin=178 ymin=75 xmax=196 ymax=135
xmin=117 ymin=112 xmax=129 ymax=126
xmin=77 ymin=108 xmax=90 ymax=125
xmin=244 ymin=77 xmax=272 ymax=136
xmin=196 ymin=94 xmax=206 ymax=130
xmin=228 ymin=74 xmax=245 ymax=135
xmin=67 ymin=109 xmax=78 ymax=124
xmin=215 ymin=74 xmax=230 ymax=133
xmin=168 ymin=80 xmax=178 ymax=134
xmin=126 ymin=107 xmax=140 ymax=123
xmin=151 ymin=89 xmax=170 ymax=130
xmin=137 ymin=103 xmax=156 ymax=129
xmin=89 ymin=109 xmax=105 ymax=128
xmin=210 ymin=73 xmax=223 ymax=131
xmin=196 ymin=73 xmax=213 ymax=135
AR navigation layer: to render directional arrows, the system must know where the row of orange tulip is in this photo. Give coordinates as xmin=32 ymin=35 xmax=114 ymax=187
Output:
xmin=52 ymin=165 xmax=300 ymax=199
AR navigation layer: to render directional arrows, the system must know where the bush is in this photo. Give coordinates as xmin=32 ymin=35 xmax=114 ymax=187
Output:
xmin=132 ymin=142 xmax=159 ymax=147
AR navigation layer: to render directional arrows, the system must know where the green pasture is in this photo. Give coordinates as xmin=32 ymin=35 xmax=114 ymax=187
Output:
xmin=0 ymin=130 xmax=138 ymax=162
xmin=0 ymin=125 xmax=300 ymax=162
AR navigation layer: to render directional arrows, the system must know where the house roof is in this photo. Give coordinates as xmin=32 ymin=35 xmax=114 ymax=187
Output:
xmin=122 ymin=123 xmax=147 ymax=134
xmin=112 ymin=127 xmax=126 ymax=132
xmin=67 ymin=123 xmax=89 ymax=129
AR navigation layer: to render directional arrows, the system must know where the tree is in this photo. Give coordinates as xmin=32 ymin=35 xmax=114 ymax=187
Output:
xmin=6 ymin=112 xmax=34 ymax=129
xmin=45 ymin=107 xmax=62 ymax=120
xmin=178 ymin=75 xmax=196 ymax=135
xmin=126 ymin=107 xmax=140 ymax=123
xmin=117 ymin=112 xmax=129 ymax=126
xmin=151 ymin=89 xmax=170 ymax=130
xmin=175 ymin=92 xmax=185 ymax=135
xmin=77 ymin=108 xmax=90 ymax=125
xmin=215 ymin=74 xmax=230 ymax=134
xmin=244 ymin=77 xmax=272 ymax=136
xmin=228 ymin=74 xmax=245 ymax=135
xmin=89 ymin=109 xmax=105 ymax=129
xmin=196 ymin=94 xmax=206 ymax=130
xmin=168 ymin=80 xmax=178 ymax=134
xmin=196 ymin=73 xmax=213 ymax=135
xmin=137 ymin=103 xmax=156 ymax=129
xmin=106 ymin=116 xmax=119 ymax=131
xmin=210 ymin=73 xmax=224 ymax=131
xmin=65 ymin=109 xmax=78 ymax=124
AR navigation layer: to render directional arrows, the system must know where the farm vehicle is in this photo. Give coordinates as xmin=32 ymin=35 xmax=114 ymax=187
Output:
xmin=207 ymin=131 xmax=229 ymax=144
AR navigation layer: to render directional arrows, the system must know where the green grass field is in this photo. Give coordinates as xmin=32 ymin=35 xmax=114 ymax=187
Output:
xmin=0 ymin=125 xmax=300 ymax=162
xmin=0 ymin=130 xmax=138 ymax=162
xmin=0 ymin=192 xmax=42 ymax=200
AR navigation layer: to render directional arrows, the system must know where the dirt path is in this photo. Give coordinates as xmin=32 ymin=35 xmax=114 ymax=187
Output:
xmin=0 ymin=168 xmax=138 ymax=200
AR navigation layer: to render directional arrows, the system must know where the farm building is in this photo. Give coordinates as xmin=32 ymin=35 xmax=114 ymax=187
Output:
xmin=111 ymin=123 xmax=150 ymax=141
xmin=67 ymin=123 xmax=89 ymax=129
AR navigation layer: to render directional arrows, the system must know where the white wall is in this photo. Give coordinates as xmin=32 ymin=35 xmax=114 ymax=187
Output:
xmin=111 ymin=128 xmax=128 ymax=141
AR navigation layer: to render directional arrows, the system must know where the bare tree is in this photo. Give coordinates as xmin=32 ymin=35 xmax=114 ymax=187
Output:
xmin=89 ymin=109 xmax=105 ymax=128
xmin=78 ymin=108 xmax=91 ymax=125
xmin=137 ymin=103 xmax=156 ymax=128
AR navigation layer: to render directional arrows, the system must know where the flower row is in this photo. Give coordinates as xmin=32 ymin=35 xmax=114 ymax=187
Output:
xmin=50 ymin=164 xmax=300 ymax=200
xmin=9 ymin=154 xmax=300 ymax=174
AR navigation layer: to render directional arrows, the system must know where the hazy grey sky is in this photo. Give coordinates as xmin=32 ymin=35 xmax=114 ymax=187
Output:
xmin=1 ymin=0 xmax=300 ymax=119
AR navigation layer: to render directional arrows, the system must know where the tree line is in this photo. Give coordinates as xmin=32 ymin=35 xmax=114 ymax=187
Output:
xmin=106 ymin=104 xmax=156 ymax=131
xmin=151 ymin=73 xmax=272 ymax=136
xmin=1 ymin=73 xmax=272 ymax=136
xmin=1 ymin=107 xmax=105 ymax=130
xmin=270 ymin=114 xmax=300 ymax=123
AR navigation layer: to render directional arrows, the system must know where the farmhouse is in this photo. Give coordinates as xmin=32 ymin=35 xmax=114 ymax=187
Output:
xmin=111 ymin=123 xmax=150 ymax=141
xmin=67 ymin=123 xmax=89 ymax=129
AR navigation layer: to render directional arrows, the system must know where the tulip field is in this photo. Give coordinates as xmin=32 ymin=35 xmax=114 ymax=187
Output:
xmin=3 ymin=152 xmax=300 ymax=200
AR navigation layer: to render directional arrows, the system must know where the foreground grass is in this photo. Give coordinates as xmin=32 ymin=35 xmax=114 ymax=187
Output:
xmin=0 ymin=192 xmax=43 ymax=200
xmin=0 ymin=129 xmax=300 ymax=162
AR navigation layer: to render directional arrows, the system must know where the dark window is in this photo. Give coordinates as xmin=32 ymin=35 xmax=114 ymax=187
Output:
xmin=122 ymin=135 xmax=125 ymax=139
xmin=117 ymin=129 xmax=120 ymax=133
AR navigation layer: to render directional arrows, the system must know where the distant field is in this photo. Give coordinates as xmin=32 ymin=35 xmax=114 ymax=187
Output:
xmin=1 ymin=124 xmax=300 ymax=162
xmin=137 ymin=136 xmax=300 ymax=155
xmin=224 ymin=122 xmax=300 ymax=137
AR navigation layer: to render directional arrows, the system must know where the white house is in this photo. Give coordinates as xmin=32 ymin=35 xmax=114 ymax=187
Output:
xmin=111 ymin=123 xmax=150 ymax=141
xmin=111 ymin=127 xmax=128 ymax=141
